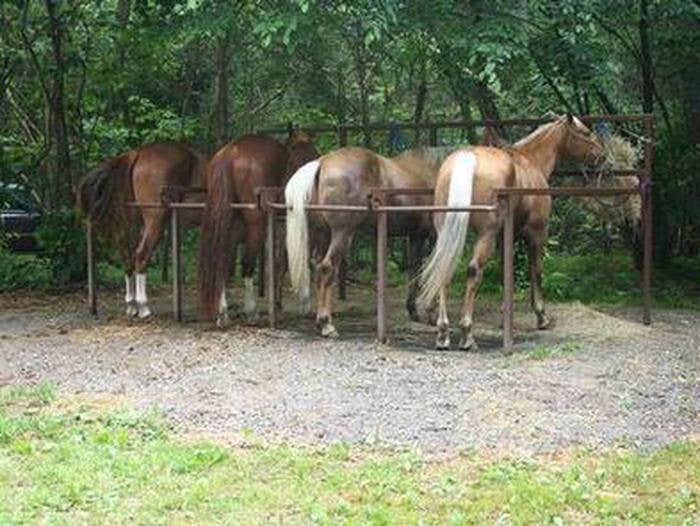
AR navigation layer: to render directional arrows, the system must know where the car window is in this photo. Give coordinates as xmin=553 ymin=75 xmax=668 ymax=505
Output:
xmin=0 ymin=186 xmax=37 ymax=212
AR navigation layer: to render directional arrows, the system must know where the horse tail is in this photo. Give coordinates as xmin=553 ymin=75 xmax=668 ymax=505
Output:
xmin=417 ymin=151 xmax=477 ymax=311
xmin=77 ymin=152 xmax=138 ymax=224
xmin=285 ymin=159 xmax=320 ymax=304
xmin=198 ymin=159 xmax=234 ymax=319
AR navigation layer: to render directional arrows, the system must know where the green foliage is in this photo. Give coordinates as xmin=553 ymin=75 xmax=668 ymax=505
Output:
xmin=35 ymin=209 xmax=86 ymax=286
xmin=0 ymin=387 xmax=699 ymax=523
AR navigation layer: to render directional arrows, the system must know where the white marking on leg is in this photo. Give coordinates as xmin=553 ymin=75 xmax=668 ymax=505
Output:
xmin=219 ymin=288 xmax=228 ymax=314
xmin=244 ymin=277 xmax=256 ymax=316
xmin=135 ymin=272 xmax=151 ymax=318
xmin=125 ymin=275 xmax=137 ymax=317
xmin=216 ymin=287 xmax=229 ymax=328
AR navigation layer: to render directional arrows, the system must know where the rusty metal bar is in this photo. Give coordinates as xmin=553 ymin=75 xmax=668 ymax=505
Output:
xmin=266 ymin=208 xmax=276 ymax=327
xmin=496 ymin=187 xmax=640 ymax=197
xmin=376 ymin=207 xmax=388 ymax=343
xmin=123 ymin=202 xmax=257 ymax=210
xmin=255 ymin=114 xmax=655 ymax=135
xmin=171 ymin=206 xmax=182 ymax=322
xmin=642 ymin=119 xmax=655 ymax=325
xmin=338 ymin=259 xmax=347 ymax=300
xmin=86 ymin=221 xmax=97 ymax=316
xmin=258 ymin=247 xmax=265 ymax=298
xmin=269 ymin=202 xmax=370 ymax=212
xmin=429 ymin=126 xmax=438 ymax=146
xmin=502 ymin=195 xmax=515 ymax=355
xmin=374 ymin=205 xmax=498 ymax=213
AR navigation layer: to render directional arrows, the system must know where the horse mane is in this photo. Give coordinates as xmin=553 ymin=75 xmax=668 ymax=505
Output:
xmin=512 ymin=120 xmax=560 ymax=148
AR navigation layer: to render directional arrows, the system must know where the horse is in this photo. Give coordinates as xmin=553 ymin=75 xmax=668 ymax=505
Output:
xmin=198 ymin=132 xmax=318 ymax=327
xmin=78 ymin=142 xmax=206 ymax=318
xmin=284 ymin=145 xmax=454 ymax=338
xmin=417 ymin=114 xmax=606 ymax=350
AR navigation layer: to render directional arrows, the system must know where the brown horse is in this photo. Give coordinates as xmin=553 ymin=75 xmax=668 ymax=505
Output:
xmin=79 ymin=142 xmax=206 ymax=318
xmin=198 ymin=133 xmax=318 ymax=326
xmin=284 ymin=145 xmax=454 ymax=337
xmin=417 ymin=114 xmax=606 ymax=350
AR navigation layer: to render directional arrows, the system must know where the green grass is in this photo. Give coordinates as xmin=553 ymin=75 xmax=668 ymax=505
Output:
xmin=1 ymin=383 xmax=698 ymax=524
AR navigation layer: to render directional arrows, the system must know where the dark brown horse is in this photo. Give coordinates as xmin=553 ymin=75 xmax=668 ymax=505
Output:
xmin=198 ymin=133 xmax=318 ymax=326
xmin=79 ymin=142 xmax=206 ymax=318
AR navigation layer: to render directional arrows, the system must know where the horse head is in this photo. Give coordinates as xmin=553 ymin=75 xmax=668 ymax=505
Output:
xmin=559 ymin=113 xmax=606 ymax=167
xmin=286 ymin=129 xmax=320 ymax=179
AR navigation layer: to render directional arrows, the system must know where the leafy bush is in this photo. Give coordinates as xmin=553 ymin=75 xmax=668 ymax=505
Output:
xmin=35 ymin=209 xmax=87 ymax=286
xmin=0 ymin=236 xmax=51 ymax=291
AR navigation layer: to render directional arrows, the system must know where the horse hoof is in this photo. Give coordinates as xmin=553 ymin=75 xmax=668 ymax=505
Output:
xmin=136 ymin=304 xmax=152 ymax=319
xmin=537 ymin=313 xmax=555 ymax=330
xmin=435 ymin=330 xmax=451 ymax=350
xmin=459 ymin=335 xmax=478 ymax=352
xmin=126 ymin=303 xmax=138 ymax=318
xmin=320 ymin=324 xmax=338 ymax=338
xmin=216 ymin=312 xmax=230 ymax=329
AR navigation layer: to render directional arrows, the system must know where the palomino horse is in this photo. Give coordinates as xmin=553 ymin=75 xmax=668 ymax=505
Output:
xmin=79 ymin=142 xmax=206 ymax=318
xmin=418 ymin=114 xmax=606 ymax=350
xmin=198 ymin=133 xmax=318 ymax=326
xmin=285 ymin=145 xmax=453 ymax=338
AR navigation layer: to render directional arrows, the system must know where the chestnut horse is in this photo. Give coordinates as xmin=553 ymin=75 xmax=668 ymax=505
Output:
xmin=198 ymin=133 xmax=318 ymax=326
xmin=79 ymin=142 xmax=206 ymax=318
xmin=285 ymin=145 xmax=453 ymax=338
xmin=418 ymin=114 xmax=606 ymax=350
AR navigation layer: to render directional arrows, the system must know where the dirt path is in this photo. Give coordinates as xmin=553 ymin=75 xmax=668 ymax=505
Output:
xmin=1 ymin=286 xmax=698 ymax=454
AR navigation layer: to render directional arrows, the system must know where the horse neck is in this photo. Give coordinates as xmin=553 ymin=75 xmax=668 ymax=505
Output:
xmin=512 ymin=123 xmax=566 ymax=179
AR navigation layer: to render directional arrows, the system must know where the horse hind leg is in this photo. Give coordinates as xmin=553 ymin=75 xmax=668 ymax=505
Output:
xmin=316 ymin=228 xmax=353 ymax=338
xmin=241 ymin=218 xmax=265 ymax=325
xmin=435 ymin=286 xmax=451 ymax=349
xmin=405 ymin=234 xmax=425 ymax=322
xmin=133 ymin=211 xmax=166 ymax=318
xmin=524 ymin=228 xmax=554 ymax=330
xmin=458 ymin=231 xmax=496 ymax=351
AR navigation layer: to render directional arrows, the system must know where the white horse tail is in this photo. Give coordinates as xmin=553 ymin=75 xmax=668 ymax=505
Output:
xmin=285 ymin=159 xmax=320 ymax=306
xmin=417 ymin=151 xmax=477 ymax=311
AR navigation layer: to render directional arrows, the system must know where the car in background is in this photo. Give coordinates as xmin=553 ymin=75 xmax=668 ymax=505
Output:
xmin=0 ymin=183 xmax=41 ymax=252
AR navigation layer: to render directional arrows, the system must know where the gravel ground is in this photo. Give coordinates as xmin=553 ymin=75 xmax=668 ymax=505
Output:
xmin=1 ymin=285 xmax=698 ymax=454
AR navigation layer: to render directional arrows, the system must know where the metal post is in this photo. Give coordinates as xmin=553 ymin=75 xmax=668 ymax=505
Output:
xmin=258 ymin=247 xmax=266 ymax=298
xmin=161 ymin=225 xmax=169 ymax=283
xmin=641 ymin=117 xmax=654 ymax=325
xmin=86 ymin=221 xmax=97 ymax=316
xmin=376 ymin=208 xmax=388 ymax=343
xmin=429 ymin=126 xmax=438 ymax=146
xmin=266 ymin=208 xmax=276 ymax=328
xmin=171 ymin=206 xmax=182 ymax=322
xmin=338 ymin=259 xmax=347 ymax=300
xmin=502 ymin=194 xmax=515 ymax=354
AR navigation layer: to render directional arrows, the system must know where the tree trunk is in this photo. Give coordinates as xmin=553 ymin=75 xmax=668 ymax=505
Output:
xmin=638 ymin=0 xmax=654 ymax=114
xmin=212 ymin=35 xmax=230 ymax=147
xmin=45 ymin=0 xmax=72 ymax=206
xmin=412 ymin=59 xmax=427 ymax=144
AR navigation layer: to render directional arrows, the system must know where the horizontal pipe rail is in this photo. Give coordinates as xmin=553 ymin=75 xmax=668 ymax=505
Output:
xmin=374 ymin=205 xmax=498 ymax=213
xmin=257 ymin=114 xmax=655 ymax=135
xmin=495 ymin=187 xmax=640 ymax=197
xmin=123 ymin=201 xmax=257 ymax=210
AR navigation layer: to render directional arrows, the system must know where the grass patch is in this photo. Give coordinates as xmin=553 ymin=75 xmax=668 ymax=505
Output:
xmin=0 ymin=385 xmax=698 ymax=524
